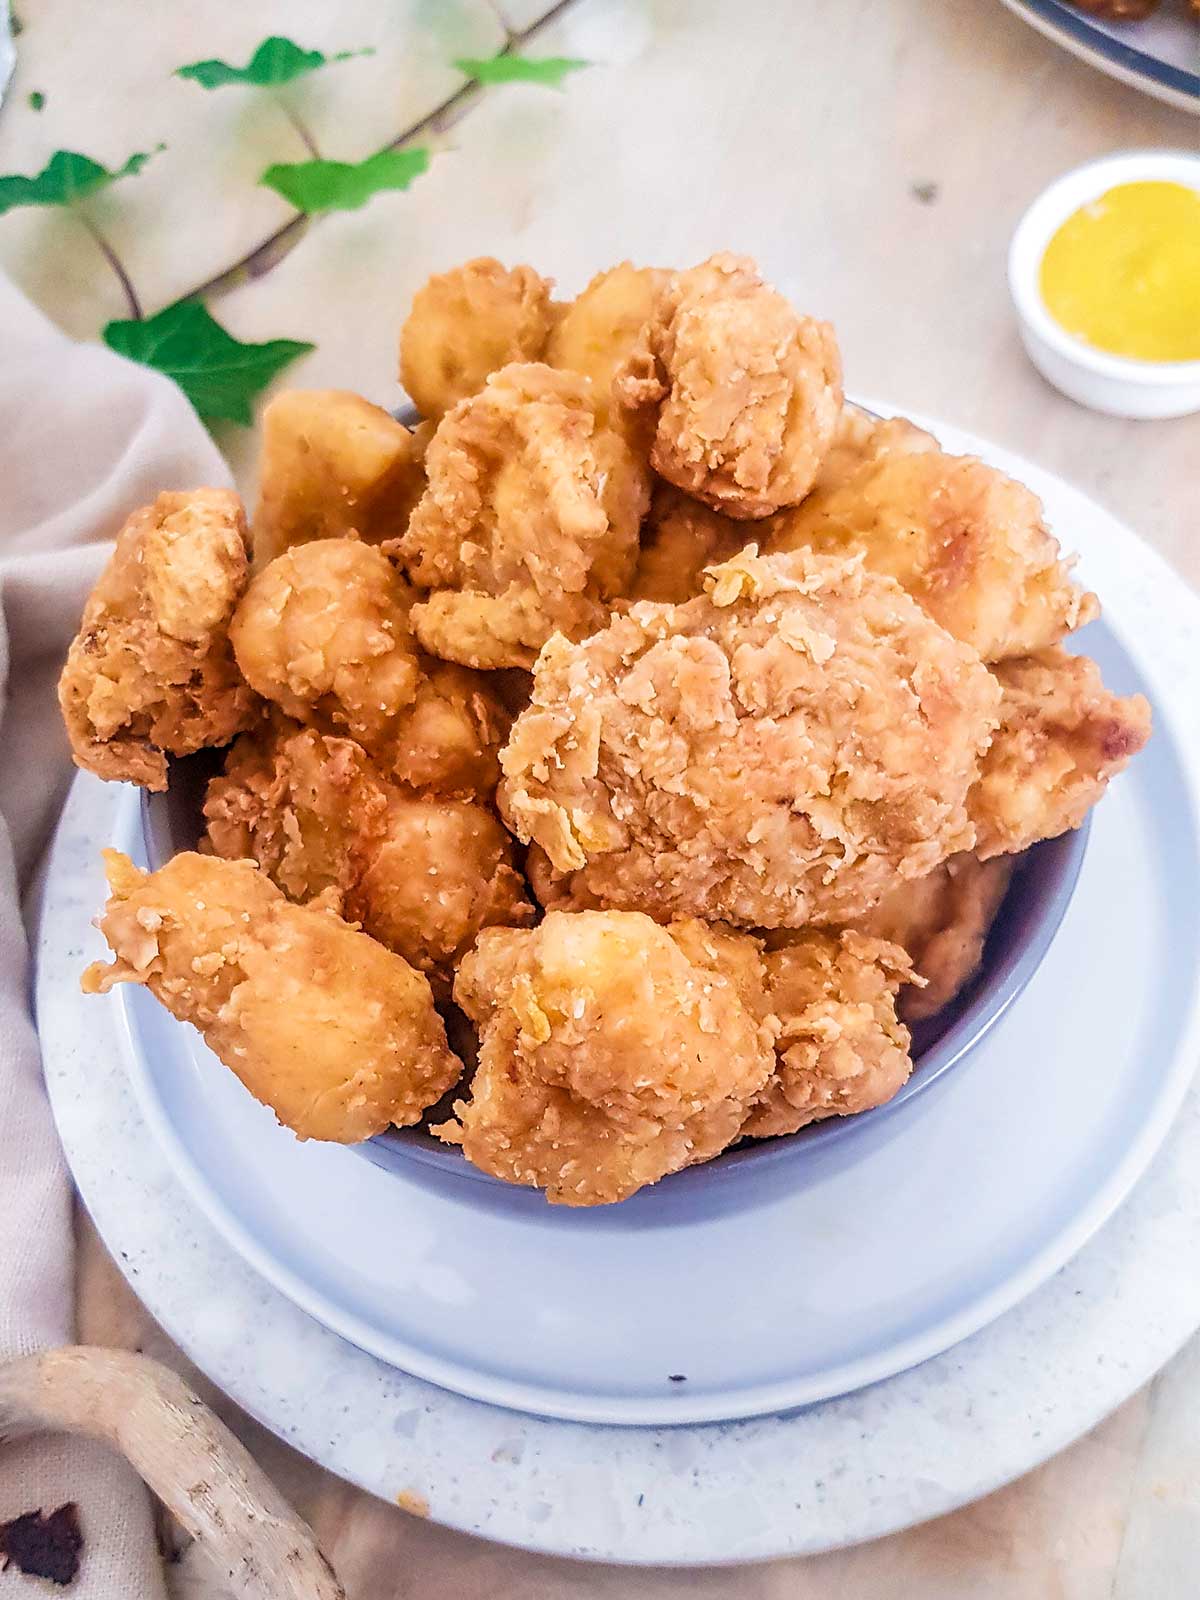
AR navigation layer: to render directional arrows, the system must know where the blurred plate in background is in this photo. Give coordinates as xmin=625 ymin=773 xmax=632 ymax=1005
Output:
xmin=999 ymin=0 xmax=1200 ymax=112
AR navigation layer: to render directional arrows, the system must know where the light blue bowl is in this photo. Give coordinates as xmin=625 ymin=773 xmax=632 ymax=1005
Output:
xmin=144 ymin=772 xmax=1088 ymax=1200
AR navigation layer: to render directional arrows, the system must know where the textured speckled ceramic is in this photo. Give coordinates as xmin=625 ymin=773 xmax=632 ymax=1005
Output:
xmin=33 ymin=411 xmax=1200 ymax=1560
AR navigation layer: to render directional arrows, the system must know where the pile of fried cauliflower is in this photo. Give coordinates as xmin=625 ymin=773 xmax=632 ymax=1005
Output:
xmin=66 ymin=252 xmax=1150 ymax=1205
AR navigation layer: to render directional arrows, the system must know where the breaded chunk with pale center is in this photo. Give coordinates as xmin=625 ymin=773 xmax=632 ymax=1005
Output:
xmin=744 ymin=929 xmax=915 ymax=1138
xmin=83 ymin=851 xmax=461 ymax=1143
xmin=59 ymin=489 xmax=258 ymax=791
xmin=969 ymin=646 xmax=1151 ymax=858
xmin=252 ymin=389 xmax=427 ymax=567
xmin=204 ymin=722 xmax=532 ymax=991
xmin=399 ymin=257 xmax=556 ymax=421
xmin=615 ymin=253 xmax=842 ymax=518
xmin=439 ymin=910 xmax=778 ymax=1205
xmin=395 ymin=363 xmax=649 ymax=669
xmin=766 ymin=443 xmax=1098 ymax=662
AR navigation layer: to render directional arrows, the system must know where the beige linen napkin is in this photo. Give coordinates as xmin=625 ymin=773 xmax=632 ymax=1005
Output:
xmin=0 ymin=273 xmax=230 ymax=1598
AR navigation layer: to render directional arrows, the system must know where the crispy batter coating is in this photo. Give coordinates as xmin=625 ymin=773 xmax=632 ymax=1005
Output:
xmin=615 ymin=253 xmax=843 ymax=518
xmin=545 ymin=262 xmax=670 ymax=423
xmin=399 ymin=258 xmax=556 ymax=420
xmin=767 ymin=445 xmax=1099 ymax=662
xmin=439 ymin=910 xmax=778 ymax=1205
xmin=811 ymin=404 xmax=938 ymax=496
xmin=500 ymin=548 xmax=1002 ymax=928
xmin=230 ymin=538 xmax=421 ymax=746
xmin=626 ymin=485 xmax=749 ymax=603
xmin=59 ymin=489 xmax=258 ymax=791
xmin=228 ymin=539 xmax=510 ymax=796
xmin=204 ymin=723 xmax=531 ymax=990
xmin=253 ymin=390 xmax=427 ymax=567
xmin=743 ymin=930 xmax=914 ymax=1137
xmin=82 ymin=850 xmax=461 ymax=1142
xmin=395 ymin=363 xmax=650 ymax=668
xmin=385 ymin=659 xmax=512 ymax=800
xmin=848 ymin=852 xmax=1015 ymax=1022
xmin=969 ymin=647 xmax=1151 ymax=858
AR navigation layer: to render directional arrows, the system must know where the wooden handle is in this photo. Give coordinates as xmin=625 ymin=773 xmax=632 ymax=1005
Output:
xmin=0 ymin=1346 xmax=344 ymax=1600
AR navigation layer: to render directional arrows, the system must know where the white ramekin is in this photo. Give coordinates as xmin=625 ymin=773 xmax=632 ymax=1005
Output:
xmin=1008 ymin=149 xmax=1200 ymax=420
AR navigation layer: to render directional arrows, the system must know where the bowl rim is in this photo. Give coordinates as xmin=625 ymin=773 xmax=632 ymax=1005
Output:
xmin=357 ymin=821 xmax=1091 ymax=1194
xmin=1007 ymin=148 xmax=1200 ymax=386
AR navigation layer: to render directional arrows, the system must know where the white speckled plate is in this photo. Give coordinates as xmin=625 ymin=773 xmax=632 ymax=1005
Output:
xmin=35 ymin=410 xmax=1200 ymax=1560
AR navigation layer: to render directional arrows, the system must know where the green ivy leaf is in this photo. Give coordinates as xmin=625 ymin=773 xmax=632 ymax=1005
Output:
xmin=28 ymin=91 xmax=46 ymax=112
xmin=260 ymin=146 xmax=429 ymax=215
xmin=0 ymin=147 xmax=161 ymax=217
xmin=176 ymin=35 xmax=372 ymax=89
xmin=454 ymin=54 xmax=588 ymax=89
xmin=103 ymin=301 xmax=314 ymax=425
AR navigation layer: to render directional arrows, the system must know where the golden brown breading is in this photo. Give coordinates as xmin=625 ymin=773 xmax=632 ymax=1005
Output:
xmin=82 ymin=850 xmax=461 ymax=1142
xmin=253 ymin=390 xmax=427 ymax=567
xmin=228 ymin=538 xmax=510 ymax=796
xmin=615 ymin=253 xmax=842 ymax=518
xmin=438 ymin=910 xmax=778 ymax=1205
xmin=59 ymin=489 xmax=258 ymax=791
xmin=970 ymin=647 xmax=1152 ymax=858
xmin=811 ymin=404 xmax=939 ymax=496
xmin=626 ymin=484 xmax=749 ymax=603
xmin=766 ymin=446 xmax=1098 ymax=662
xmin=848 ymin=852 xmax=1015 ymax=1022
xmin=230 ymin=538 xmax=422 ymax=748
xmin=743 ymin=930 xmax=914 ymax=1138
xmin=399 ymin=258 xmax=556 ymax=421
xmin=545 ymin=262 xmax=670 ymax=423
xmin=394 ymin=363 xmax=650 ymax=669
xmin=385 ymin=659 xmax=512 ymax=800
xmin=204 ymin=722 xmax=532 ymax=991
xmin=500 ymin=548 xmax=1002 ymax=929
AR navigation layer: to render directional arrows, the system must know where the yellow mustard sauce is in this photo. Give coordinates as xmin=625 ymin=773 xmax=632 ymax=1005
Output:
xmin=1039 ymin=180 xmax=1200 ymax=363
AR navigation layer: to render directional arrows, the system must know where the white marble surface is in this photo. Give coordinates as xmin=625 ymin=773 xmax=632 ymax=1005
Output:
xmin=9 ymin=0 xmax=1200 ymax=1591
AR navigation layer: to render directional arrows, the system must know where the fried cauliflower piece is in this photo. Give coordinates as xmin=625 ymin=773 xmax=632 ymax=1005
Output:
xmin=615 ymin=253 xmax=842 ymax=518
xmin=399 ymin=257 xmax=556 ymax=420
xmin=204 ymin=723 xmax=531 ymax=990
xmin=395 ymin=363 xmax=650 ymax=668
xmin=500 ymin=548 xmax=1002 ymax=929
xmin=59 ymin=489 xmax=258 ymax=791
xmin=969 ymin=647 xmax=1151 ymax=858
xmin=743 ymin=930 xmax=914 ymax=1138
xmin=229 ymin=539 xmax=509 ymax=796
xmin=438 ymin=910 xmax=778 ymax=1205
xmin=82 ymin=850 xmax=461 ymax=1142
xmin=253 ymin=390 xmax=427 ymax=567
xmin=385 ymin=659 xmax=512 ymax=800
xmin=811 ymin=404 xmax=939 ymax=496
xmin=766 ymin=445 xmax=1098 ymax=662
xmin=626 ymin=485 xmax=749 ymax=603
xmin=848 ymin=852 xmax=1015 ymax=1022
xmin=545 ymin=262 xmax=670 ymax=423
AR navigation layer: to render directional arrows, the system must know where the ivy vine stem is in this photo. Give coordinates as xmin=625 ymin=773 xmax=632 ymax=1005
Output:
xmin=76 ymin=209 xmax=142 ymax=320
xmin=275 ymin=96 xmax=320 ymax=159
